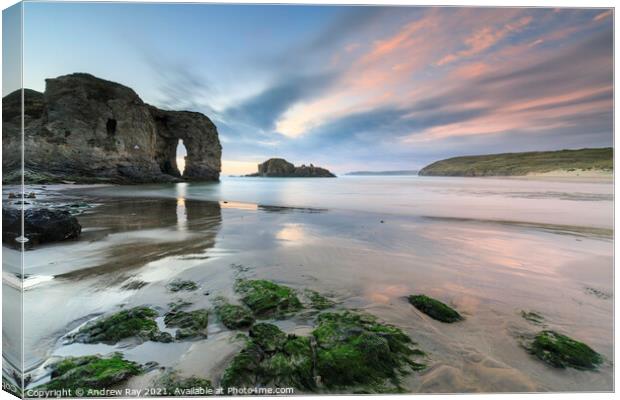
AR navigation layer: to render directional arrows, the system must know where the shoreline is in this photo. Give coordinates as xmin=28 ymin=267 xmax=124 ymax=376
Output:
xmin=3 ymin=179 xmax=613 ymax=393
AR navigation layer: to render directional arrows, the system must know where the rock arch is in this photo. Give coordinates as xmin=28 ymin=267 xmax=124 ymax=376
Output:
xmin=149 ymin=107 xmax=221 ymax=181
xmin=2 ymin=73 xmax=222 ymax=183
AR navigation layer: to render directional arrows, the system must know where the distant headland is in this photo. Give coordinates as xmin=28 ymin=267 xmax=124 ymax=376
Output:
xmin=418 ymin=148 xmax=612 ymax=177
xmin=345 ymin=170 xmax=418 ymax=176
xmin=246 ymin=158 xmax=336 ymax=178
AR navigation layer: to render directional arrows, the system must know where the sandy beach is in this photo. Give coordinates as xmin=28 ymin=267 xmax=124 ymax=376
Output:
xmin=1 ymin=175 xmax=612 ymax=394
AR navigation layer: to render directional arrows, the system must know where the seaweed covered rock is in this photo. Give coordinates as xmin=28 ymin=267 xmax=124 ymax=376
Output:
xmin=2 ymin=207 xmax=81 ymax=246
xmin=312 ymin=311 xmax=425 ymax=390
xmin=68 ymin=306 xmax=172 ymax=344
xmin=164 ymin=309 xmax=209 ymax=340
xmin=156 ymin=371 xmax=213 ymax=396
xmin=167 ymin=279 xmax=199 ymax=292
xmin=527 ymin=330 xmax=602 ymax=370
xmin=235 ymin=280 xmax=302 ymax=318
xmin=408 ymin=295 xmax=462 ymax=323
xmin=304 ymin=290 xmax=335 ymax=310
xmin=249 ymin=323 xmax=288 ymax=352
xmin=40 ymin=353 xmax=142 ymax=391
xmin=215 ymin=302 xmax=255 ymax=330
xmin=221 ymin=323 xmax=315 ymax=392
xmin=221 ymin=312 xmax=425 ymax=393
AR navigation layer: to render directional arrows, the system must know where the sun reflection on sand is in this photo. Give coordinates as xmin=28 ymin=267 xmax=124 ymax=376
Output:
xmin=176 ymin=198 xmax=187 ymax=231
xmin=176 ymin=183 xmax=188 ymax=231
xmin=219 ymin=201 xmax=258 ymax=211
xmin=365 ymin=284 xmax=410 ymax=304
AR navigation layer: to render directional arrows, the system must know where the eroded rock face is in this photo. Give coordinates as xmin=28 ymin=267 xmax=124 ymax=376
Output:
xmin=247 ymin=158 xmax=335 ymax=177
xmin=2 ymin=73 xmax=221 ymax=183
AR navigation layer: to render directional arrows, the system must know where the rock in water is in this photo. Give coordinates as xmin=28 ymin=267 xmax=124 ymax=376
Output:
xmin=2 ymin=73 xmax=221 ymax=184
xmin=246 ymin=158 xmax=335 ymax=177
xmin=38 ymin=353 xmax=144 ymax=391
xmin=67 ymin=306 xmax=173 ymax=344
xmin=2 ymin=208 xmax=81 ymax=245
xmin=235 ymin=279 xmax=303 ymax=318
xmin=408 ymin=294 xmax=463 ymax=323
xmin=527 ymin=330 xmax=603 ymax=370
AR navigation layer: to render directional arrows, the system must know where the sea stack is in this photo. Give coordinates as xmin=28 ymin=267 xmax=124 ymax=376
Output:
xmin=246 ymin=158 xmax=336 ymax=177
xmin=2 ymin=73 xmax=222 ymax=183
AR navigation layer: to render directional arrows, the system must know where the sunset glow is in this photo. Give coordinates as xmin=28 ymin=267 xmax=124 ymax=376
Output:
xmin=21 ymin=5 xmax=613 ymax=172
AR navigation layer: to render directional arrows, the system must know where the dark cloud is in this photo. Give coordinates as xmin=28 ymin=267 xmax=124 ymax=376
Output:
xmin=224 ymin=73 xmax=335 ymax=131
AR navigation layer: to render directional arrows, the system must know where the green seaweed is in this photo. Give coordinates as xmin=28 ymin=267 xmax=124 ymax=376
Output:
xmin=220 ymin=342 xmax=263 ymax=389
xmin=528 ymin=330 xmax=603 ymax=370
xmin=312 ymin=311 xmax=425 ymax=390
xmin=221 ymin=311 xmax=424 ymax=393
xmin=408 ymin=295 xmax=462 ymax=323
xmin=164 ymin=309 xmax=209 ymax=340
xmin=40 ymin=353 xmax=142 ymax=392
xmin=304 ymin=289 xmax=335 ymax=310
xmin=215 ymin=303 xmax=255 ymax=330
xmin=248 ymin=323 xmax=288 ymax=352
xmin=235 ymin=279 xmax=302 ymax=317
xmin=167 ymin=279 xmax=198 ymax=292
xmin=220 ymin=323 xmax=315 ymax=392
xmin=68 ymin=307 xmax=172 ymax=344
xmin=156 ymin=371 xmax=213 ymax=396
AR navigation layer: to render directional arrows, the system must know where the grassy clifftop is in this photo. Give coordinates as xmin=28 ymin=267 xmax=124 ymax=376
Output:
xmin=418 ymin=148 xmax=613 ymax=177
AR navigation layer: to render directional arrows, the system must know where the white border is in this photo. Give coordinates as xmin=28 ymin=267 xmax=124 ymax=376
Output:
xmin=0 ymin=1 xmax=615 ymax=400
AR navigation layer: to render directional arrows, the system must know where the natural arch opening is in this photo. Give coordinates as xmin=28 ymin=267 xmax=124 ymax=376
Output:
xmin=176 ymin=139 xmax=187 ymax=176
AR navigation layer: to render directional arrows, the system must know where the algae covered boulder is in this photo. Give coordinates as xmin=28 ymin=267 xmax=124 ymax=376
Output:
xmin=221 ymin=312 xmax=425 ymax=393
xmin=221 ymin=323 xmax=315 ymax=392
xmin=249 ymin=323 xmax=288 ymax=352
xmin=304 ymin=289 xmax=335 ymax=310
xmin=312 ymin=311 xmax=425 ymax=390
xmin=68 ymin=306 xmax=172 ymax=344
xmin=156 ymin=371 xmax=213 ymax=396
xmin=41 ymin=353 xmax=142 ymax=391
xmin=527 ymin=330 xmax=603 ymax=370
xmin=235 ymin=279 xmax=302 ymax=317
xmin=164 ymin=309 xmax=209 ymax=340
xmin=215 ymin=302 xmax=255 ymax=330
xmin=408 ymin=294 xmax=462 ymax=323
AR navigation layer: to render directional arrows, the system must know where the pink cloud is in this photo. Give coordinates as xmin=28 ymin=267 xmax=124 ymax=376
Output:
xmin=275 ymin=8 xmax=611 ymax=146
xmin=593 ymin=10 xmax=612 ymax=22
xmin=436 ymin=16 xmax=532 ymax=66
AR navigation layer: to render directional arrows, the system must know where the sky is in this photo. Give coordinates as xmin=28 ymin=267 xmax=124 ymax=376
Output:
xmin=14 ymin=3 xmax=614 ymax=174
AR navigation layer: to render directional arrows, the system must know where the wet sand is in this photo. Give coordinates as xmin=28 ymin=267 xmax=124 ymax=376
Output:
xmin=2 ymin=178 xmax=614 ymax=393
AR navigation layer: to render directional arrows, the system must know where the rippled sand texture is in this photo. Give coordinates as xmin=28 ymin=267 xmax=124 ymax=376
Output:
xmin=6 ymin=176 xmax=613 ymax=393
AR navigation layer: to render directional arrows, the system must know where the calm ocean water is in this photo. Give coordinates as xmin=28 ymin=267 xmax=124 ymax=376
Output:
xmin=86 ymin=175 xmax=613 ymax=229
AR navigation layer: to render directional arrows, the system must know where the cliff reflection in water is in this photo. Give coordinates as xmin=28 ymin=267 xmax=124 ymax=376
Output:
xmin=56 ymin=197 xmax=222 ymax=281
